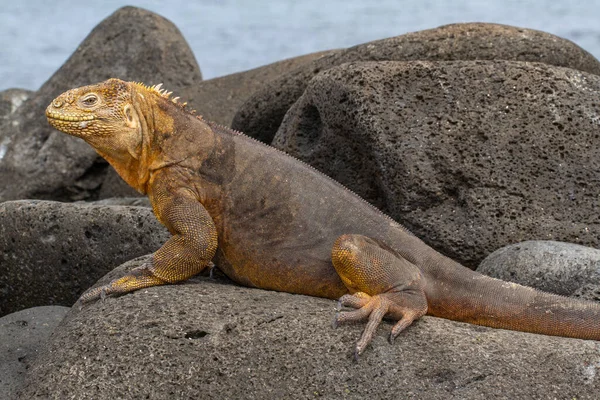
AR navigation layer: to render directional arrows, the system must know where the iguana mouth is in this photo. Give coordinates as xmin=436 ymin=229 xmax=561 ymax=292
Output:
xmin=46 ymin=111 xmax=95 ymax=122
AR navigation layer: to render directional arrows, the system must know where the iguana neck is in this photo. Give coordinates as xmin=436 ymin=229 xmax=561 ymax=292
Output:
xmin=92 ymin=146 xmax=148 ymax=195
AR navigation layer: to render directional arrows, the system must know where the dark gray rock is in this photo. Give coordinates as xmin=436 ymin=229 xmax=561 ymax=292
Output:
xmin=0 ymin=200 xmax=169 ymax=316
xmin=232 ymin=22 xmax=600 ymax=143
xmin=180 ymin=50 xmax=338 ymax=127
xmin=478 ymin=241 xmax=600 ymax=301
xmin=0 ymin=6 xmax=202 ymax=202
xmin=273 ymin=60 xmax=600 ymax=268
xmin=19 ymin=256 xmax=600 ymax=399
xmin=1 ymin=306 xmax=70 ymax=399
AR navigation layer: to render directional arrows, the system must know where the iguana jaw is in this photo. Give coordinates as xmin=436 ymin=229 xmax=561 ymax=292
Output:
xmin=46 ymin=110 xmax=96 ymax=138
xmin=46 ymin=111 xmax=95 ymax=122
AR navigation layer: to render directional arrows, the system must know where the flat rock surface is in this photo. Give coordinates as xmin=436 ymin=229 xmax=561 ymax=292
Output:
xmin=478 ymin=241 xmax=600 ymax=301
xmin=180 ymin=50 xmax=338 ymax=127
xmin=273 ymin=60 xmax=600 ymax=268
xmin=19 ymin=256 xmax=600 ymax=399
xmin=0 ymin=6 xmax=202 ymax=202
xmin=232 ymin=22 xmax=600 ymax=143
xmin=0 ymin=306 xmax=70 ymax=399
xmin=0 ymin=200 xmax=169 ymax=316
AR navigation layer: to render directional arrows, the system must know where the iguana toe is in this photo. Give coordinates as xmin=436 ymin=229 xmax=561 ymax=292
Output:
xmin=334 ymin=293 xmax=389 ymax=356
xmin=338 ymin=292 xmax=370 ymax=309
xmin=78 ymin=262 xmax=167 ymax=305
xmin=78 ymin=284 xmax=114 ymax=305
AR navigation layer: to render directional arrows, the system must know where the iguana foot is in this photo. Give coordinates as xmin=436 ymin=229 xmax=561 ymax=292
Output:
xmin=333 ymin=291 xmax=427 ymax=358
xmin=78 ymin=261 xmax=167 ymax=305
xmin=331 ymin=234 xmax=429 ymax=357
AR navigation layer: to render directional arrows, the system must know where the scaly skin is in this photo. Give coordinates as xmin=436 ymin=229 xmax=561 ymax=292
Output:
xmin=46 ymin=79 xmax=600 ymax=357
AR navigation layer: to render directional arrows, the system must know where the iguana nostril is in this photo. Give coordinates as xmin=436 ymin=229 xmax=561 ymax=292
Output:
xmin=52 ymin=100 xmax=63 ymax=108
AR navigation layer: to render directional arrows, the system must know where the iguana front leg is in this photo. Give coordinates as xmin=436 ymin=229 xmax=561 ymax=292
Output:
xmin=79 ymin=186 xmax=218 ymax=303
xmin=331 ymin=234 xmax=428 ymax=358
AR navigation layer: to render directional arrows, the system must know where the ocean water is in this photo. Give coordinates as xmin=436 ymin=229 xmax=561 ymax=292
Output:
xmin=1 ymin=0 xmax=600 ymax=91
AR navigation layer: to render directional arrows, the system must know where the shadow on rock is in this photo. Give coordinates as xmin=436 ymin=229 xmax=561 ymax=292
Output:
xmin=180 ymin=50 xmax=339 ymax=127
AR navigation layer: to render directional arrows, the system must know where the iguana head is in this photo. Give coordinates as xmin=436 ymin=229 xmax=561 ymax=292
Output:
xmin=46 ymin=78 xmax=181 ymax=193
xmin=45 ymin=78 xmax=141 ymax=138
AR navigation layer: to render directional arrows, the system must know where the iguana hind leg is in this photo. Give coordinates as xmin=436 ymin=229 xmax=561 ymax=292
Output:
xmin=331 ymin=234 xmax=428 ymax=358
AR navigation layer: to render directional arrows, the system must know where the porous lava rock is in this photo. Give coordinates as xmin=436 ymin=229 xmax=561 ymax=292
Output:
xmin=0 ymin=200 xmax=168 ymax=316
xmin=232 ymin=22 xmax=600 ymax=143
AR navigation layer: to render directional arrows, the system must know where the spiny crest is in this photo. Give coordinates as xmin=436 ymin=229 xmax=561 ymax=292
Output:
xmin=132 ymin=81 xmax=192 ymax=111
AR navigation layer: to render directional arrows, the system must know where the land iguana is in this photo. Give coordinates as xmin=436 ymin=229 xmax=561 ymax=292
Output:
xmin=46 ymin=78 xmax=600 ymax=357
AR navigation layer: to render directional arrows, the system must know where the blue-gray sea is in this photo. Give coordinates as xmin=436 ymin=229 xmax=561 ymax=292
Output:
xmin=1 ymin=0 xmax=600 ymax=91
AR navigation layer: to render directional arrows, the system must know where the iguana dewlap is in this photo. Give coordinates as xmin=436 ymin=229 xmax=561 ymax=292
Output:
xmin=46 ymin=79 xmax=600 ymax=357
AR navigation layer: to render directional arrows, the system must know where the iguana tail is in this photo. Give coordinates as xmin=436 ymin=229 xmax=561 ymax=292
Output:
xmin=426 ymin=263 xmax=600 ymax=340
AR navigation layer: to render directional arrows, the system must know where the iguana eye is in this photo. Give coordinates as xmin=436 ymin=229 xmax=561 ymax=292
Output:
xmin=81 ymin=94 xmax=98 ymax=107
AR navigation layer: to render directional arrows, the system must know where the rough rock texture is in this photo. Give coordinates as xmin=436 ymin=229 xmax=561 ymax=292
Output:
xmin=232 ymin=22 xmax=600 ymax=143
xmin=273 ymin=60 xmax=600 ymax=268
xmin=0 ymin=6 xmax=202 ymax=202
xmin=1 ymin=306 xmax=70 ymax=399
xmin=479 ymin=241 xmax=600 ymax=301
xmin=20 ymin=256 xmax=600 ymax=399
xmin=180 ymin=50 xmax=339 ymax=127
xmin=0 ymin=200 xmax=169 ymax=316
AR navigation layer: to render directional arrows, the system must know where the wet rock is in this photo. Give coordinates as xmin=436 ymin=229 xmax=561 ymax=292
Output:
xmin=19 ymin=256 xmax=600 ymax=399
xmin=273 ymin=60 xmax=600 ymax=267
xmin=232 ymin=22 xmax=600 ymax=143
xmin=0 ymin=88 xmax=31 ymax=120
xmin=0 ymin=306 xmax=70 ymax=399
xmin=180 ymin=50 xmax=338 ymax=127
xmin=0 ymin=6 xmax=202 ymax=202
xmin=0 ymin=200 xmax=169 ymax=316
xmin=478 ymin=241 xmax=600 ymax=301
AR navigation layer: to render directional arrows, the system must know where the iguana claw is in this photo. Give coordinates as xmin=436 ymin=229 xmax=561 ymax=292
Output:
xmin=332 ymin=312 xmax=340 ymax=329
xmin=208 ymin=261 xmax=216 ymax=279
